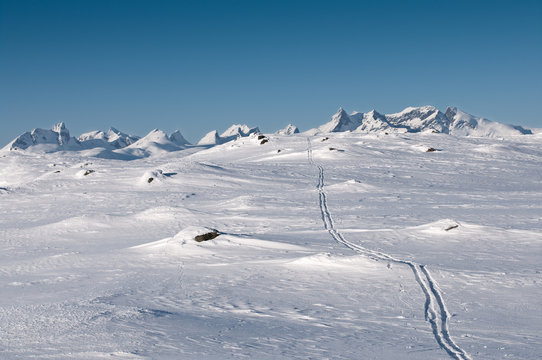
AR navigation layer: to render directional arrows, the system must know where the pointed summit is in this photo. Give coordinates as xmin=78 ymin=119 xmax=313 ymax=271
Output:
xmin=315 ymin=107 xmax=361 ymax=133
xmin=276 ymin=124 xmax=300 ymax=135
xmin=220 ymin=124 xmax=260 ymax=138
xmin=52 ymin=122 xmax=70 ymax=145
xmin=197 ymin=130 xmax=221 ymax=145
xmin=169 ymin=130 xmax=190 ymax=146
xmin=354 ymin=110 xmax=394 ymax=133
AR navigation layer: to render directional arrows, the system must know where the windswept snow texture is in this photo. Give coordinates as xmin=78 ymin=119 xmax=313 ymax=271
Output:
xmin=1 ymin=132 xmax=541 ymax=359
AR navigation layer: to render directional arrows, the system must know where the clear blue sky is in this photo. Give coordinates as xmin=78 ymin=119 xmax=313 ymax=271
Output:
xmin=1 ymin=0 xmax=541 ymax=144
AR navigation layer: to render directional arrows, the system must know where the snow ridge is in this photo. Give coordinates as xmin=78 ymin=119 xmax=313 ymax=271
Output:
xmin=306 ymin=137 xmax=471 ymax=360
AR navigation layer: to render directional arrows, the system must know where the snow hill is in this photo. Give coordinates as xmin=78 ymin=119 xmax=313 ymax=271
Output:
xmin=308 ymin=106 xmax=532 ymax=137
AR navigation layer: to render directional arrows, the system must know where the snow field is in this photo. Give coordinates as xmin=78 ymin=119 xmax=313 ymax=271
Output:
xmin=0 ymin=132 xmax=541 ymax=359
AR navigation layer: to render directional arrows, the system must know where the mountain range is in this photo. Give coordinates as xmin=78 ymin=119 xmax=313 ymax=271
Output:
xmin=308 ymin=106 xmax=532 ymax=136
xmin=2 ymin=106 xmax=533 ymax=157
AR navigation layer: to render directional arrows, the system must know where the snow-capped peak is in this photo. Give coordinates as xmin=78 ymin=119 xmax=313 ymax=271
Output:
xmin=276 ymin=124 xmax=300 ymax=135
xmin=198 ymin=124 xmax=259 ymax=145
xmin=169 ymin=130 xmax=190 ymax=146
xmin=52 ymin=122 xmax=71 ymax=145
xmin=315 ymin=107 xmax=360 ymax=133
xmin=197 ymin=130 xmax=221 ymax=145
xmin=3 ymin=122 xmax=77 ymax=151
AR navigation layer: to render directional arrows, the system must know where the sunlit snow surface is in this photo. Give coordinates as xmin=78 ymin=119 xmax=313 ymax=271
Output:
xmin=1 ymin=132 xmax=541 ymax=359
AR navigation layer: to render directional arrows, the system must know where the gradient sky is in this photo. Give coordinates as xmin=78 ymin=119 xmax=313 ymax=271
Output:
xmin=1 ymin=0 xmax=541 ymax=144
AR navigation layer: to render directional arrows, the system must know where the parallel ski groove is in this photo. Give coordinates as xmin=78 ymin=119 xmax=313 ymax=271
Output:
xmin=306 ymin=138 xmax=471 ymax=360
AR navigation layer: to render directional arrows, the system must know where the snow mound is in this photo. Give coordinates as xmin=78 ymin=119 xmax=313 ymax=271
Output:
xmin=411 ymin=144 xmax=439 ymax=152
xmin=287 ymin=253 xmax=377 ymax=271
xmin=75 ymin=169 xmax=96 ymax=178
xmin=326 ymin=179 xmax=378 ymax=192
xmin=410 ymin=219 xmax=461 ymax=234
xmin=172 ymin=226 xmax=220 ymax=244
xmin=140 ymin=169 xmax=167 ymax=185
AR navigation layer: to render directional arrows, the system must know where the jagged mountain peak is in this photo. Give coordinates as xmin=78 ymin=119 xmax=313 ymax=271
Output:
xmin=221 ymin=124 xmax=252 ymax=137
xmin=316 ymin=107 xmax=359 ymax=133
xmin=197 ymin=130 xmax=220 ymax=145
xmin=52 ymin=122 xmax=67 ymax=132
xmin=198 ymin=124 xmax=259 ymax=145
xmin=3 ymin=122 xmax=78 ymax=151
xmin=169 ymin=130 xmax=190 ymax=146
xmin=276 ymin=124 xmax=300 ymax=135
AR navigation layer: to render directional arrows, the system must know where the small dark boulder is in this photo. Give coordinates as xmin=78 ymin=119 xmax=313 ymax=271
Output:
xmin=147 ymin=177 xmax=154 ymax=183
xmin=445 ymin=224 xmax=459 ymax=231
xmin=195 ymin=230 xmax=220 ymax=242
xmin=426 ymin=148 xmax=437 ymax=152
xmin=257 ymin=135 xmax=266 ymax=140
xmin=260 ymin=139 xmax=269 ymax=145
xmin=84 ymin=170 xmax=95 ymax=176
xmin=321 ymin=137 xmax=329 ymax=142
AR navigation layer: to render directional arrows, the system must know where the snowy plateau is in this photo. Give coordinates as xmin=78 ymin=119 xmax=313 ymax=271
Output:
xmin=0 ymin=106 xmax=541 ymax=359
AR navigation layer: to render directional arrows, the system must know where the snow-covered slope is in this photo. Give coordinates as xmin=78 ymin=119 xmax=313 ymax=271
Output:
xmin=446 ymin=107 xmax=532 ymax=137
xmin=117 ymin=129 xmax=190 ymax=157
xmin=309 ymin=106 xmax=532 ymax=137
xmin=0 ymin=132 xmax=540 ymax=359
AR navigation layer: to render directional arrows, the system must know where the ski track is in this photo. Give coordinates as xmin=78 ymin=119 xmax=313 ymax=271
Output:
xmin=306 ymin=137 xmax=472 ymax=360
